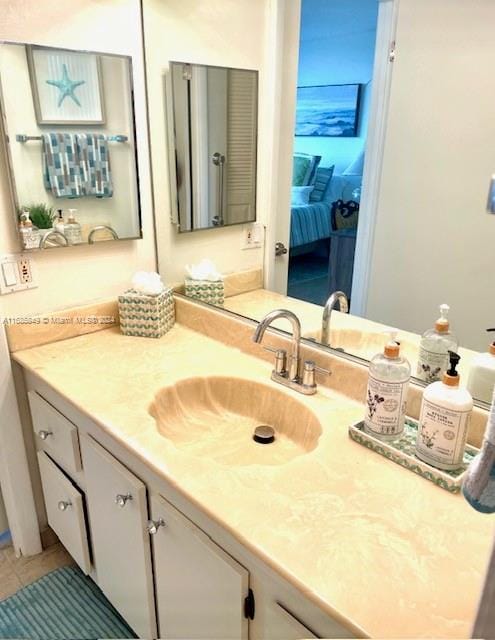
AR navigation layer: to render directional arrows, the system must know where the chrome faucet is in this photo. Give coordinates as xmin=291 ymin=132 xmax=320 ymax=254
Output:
xmin=253 ymin=309 xmax=329 ymax=395
xmin=39 ymin=230 xmax=69 ymax=249
xmin=88 ymin=225 xmax=119 ymax=243
xmin=321 ymin=291 xmax=349 ymax=346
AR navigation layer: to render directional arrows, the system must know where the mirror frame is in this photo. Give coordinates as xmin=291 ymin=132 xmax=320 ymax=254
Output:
xmin=0 ymin=41 xmax=144 ymax=250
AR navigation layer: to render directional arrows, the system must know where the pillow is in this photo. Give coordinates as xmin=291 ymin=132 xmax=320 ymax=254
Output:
xmin=309 ymin=166 xmax=335 ymax=202
xmin=291 ymin=186 xmax=314 ymax=206
xmin=292 ymin=153 xmax=321 ymax=186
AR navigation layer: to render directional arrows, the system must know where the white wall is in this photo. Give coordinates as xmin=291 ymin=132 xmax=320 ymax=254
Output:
xmin=294 ymin=0 xmax=378 ymax=174
xmin=365 ymin=0 xmax=495 ymax=352
xmin=143 ymin=0 xmax=266 ymax=285
xmin=0 ymin=0 xmax=156 ymax=318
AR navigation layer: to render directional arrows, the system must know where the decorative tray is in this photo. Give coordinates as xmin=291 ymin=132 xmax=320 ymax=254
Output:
xmin=349 ymin=417 xmax=478 ymax=493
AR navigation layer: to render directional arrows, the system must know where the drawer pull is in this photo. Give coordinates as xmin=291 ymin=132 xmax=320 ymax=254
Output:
xmin=58 ymin=500 xmax=72 ymax=511
xmin=115 ymin=493 xmax=133 ymax=508
xmin=147 ymin=518 xmax=166 ymax=535
xmin=38 ymin=430 xmax=53 ymax=440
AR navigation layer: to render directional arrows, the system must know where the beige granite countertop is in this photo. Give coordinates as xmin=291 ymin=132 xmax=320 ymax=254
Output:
xmin=13 ymin=323 xmax=495 ymax=639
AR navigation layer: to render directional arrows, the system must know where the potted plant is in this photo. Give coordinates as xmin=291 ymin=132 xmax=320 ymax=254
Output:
xmin=20 ymin=203 xmax=55 ymax=231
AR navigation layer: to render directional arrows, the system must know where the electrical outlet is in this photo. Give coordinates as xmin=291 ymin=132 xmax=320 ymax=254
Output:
xmin=0 ymin=254 xmax=37 ymax=295
xmin=18 ymin=257 xmax=32 ymax=284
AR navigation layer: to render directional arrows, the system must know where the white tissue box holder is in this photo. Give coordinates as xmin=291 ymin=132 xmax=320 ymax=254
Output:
xmin=118 ymin=287 xmax=175 ymax=338
xmin=184 ymin=278 xmax=224 ymax=307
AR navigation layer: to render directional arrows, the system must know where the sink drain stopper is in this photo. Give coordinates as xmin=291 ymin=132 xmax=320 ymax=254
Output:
xmin=253 ymin=425 xmax=275 ymax=444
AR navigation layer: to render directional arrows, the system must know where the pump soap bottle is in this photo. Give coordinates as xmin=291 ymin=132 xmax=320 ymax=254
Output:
xmin=467 ymin=329 xmax=495 ymax=404
xmin=416 ymin=304 xmax=458 ymax=383
xmin=364 ymin=330 xmax=411 ymax=441
xmin=54 ymin=209 xmax=65 ymax=235
xmin=65 ymin=209 xmax=82 ymax=245
xmin=416 ymin=351 xmax=473 ymax=470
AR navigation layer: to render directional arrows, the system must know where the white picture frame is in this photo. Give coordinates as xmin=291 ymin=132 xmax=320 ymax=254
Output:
xmin=27 ymin=46 xmax=105 ymax=125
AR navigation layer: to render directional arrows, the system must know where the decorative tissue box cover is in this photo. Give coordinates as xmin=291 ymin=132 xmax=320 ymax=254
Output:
xmin=349 ymin=417 xmax=478 ymax=493
xmin=118 ymin=287 xmax=175 ymax=338
xmin=185 ymin=278 xmax=224 ymax=307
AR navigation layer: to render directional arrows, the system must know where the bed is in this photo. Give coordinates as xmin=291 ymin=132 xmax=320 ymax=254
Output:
xmin=290 ymin=174 xmax=360 ymax=250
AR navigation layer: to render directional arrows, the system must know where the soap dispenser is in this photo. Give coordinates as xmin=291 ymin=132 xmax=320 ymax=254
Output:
xmin=416 ymin=304 xmax=458 ymax=383
xmin=466 ymin=329 xmax=495 ymax=404
xmin=364 ymin=330 xmax=411 ymax=441
xmin=65 ymin=209 xmax=82 ymax=245
xmin=54 ymin=209 xmax=65 ymax=235
xmin=416 ymin=351 xmax=473 ymax=470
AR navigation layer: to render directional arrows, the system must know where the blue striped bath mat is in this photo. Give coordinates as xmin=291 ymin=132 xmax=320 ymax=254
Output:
xmin=0 ymin=565 xmax=136 ymax=639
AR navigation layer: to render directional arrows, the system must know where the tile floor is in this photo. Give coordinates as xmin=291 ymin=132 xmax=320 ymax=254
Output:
xmin=0 ymin=542 xmax=74 ymax=601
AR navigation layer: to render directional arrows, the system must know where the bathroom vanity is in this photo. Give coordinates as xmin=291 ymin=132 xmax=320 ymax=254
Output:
xmin=8 ymin=298 xmax=494 ymax=640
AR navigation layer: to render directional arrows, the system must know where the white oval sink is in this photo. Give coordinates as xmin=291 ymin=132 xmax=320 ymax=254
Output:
xmin=149 ymin=376 xmax=322 ymax=467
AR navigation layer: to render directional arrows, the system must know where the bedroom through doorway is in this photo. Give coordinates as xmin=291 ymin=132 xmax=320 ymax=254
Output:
xmin=287 ymin=0 xmax=380 ymax=308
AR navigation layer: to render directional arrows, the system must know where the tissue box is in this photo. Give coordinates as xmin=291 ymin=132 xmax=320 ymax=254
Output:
xmin=118 ymin=287 xmax=175 ymax=338
xmin=185 ymin=278 xmax=224 ymax=307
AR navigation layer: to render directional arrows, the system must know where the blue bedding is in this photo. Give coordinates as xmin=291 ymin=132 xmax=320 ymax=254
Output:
xmin=290 ymin=201 xmax=332 ymax=248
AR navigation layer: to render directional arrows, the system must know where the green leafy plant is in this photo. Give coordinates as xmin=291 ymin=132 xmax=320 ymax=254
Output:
xmin=20 ymin=203 xmax=55 ymax=229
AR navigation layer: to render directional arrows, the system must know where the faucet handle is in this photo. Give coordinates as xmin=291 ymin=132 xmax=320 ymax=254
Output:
xmin=302 ymin=360 xmax=331 ymax=389
xmin=264 ymin=346 xmax=287 ymax=375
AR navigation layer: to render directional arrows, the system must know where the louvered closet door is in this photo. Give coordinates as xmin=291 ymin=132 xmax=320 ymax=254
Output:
xmin=225 ymin=69 xmax=258 ymax=224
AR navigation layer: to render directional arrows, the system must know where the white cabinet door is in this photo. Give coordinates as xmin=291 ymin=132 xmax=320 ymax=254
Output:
xmin=80 ymin=434 xmax=156 ymax=640
xmin=37 ymin=451 xmax=91 ymax=574
xmin=150 ymin=493 xmax=249 ymax=640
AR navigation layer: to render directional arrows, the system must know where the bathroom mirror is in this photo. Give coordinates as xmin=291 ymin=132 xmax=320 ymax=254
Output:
xmin=0 ymin=42 xmax=142 ymax=249
xmin=166 ymin=61 xmax=258 ymax=232
xmin=149 ymin=0 xmax=494 ymax=407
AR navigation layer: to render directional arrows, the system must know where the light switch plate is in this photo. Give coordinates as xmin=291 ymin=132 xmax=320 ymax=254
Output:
xmin=242 ymin=223 xmax=264 ymax=250
xmin=0 ymin=254 xmax=38 ymax=295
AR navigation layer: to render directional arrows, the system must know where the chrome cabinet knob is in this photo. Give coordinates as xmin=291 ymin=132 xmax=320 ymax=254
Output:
xmin=147 ymin=518 xmax=166 ymax=535
xmin=58 ymin=500 xmax=72 ymax=511
xmin=115 ymin=493 xmax=133 ymax=508
xmin=38 ymin=430 xmax=53 ymax=440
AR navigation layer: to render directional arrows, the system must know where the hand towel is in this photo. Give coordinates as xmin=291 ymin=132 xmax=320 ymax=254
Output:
xmin=77 ymin=133 xmax=113 ymax=198
xmin=42 ymin=133 xmax=83 ymax=198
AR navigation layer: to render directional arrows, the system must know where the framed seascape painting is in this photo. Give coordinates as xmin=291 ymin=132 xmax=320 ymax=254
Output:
xmin=27 ymin=46 xmax=105 ymax=125
xmin=295 ymin=84 xmax=361 ymax=137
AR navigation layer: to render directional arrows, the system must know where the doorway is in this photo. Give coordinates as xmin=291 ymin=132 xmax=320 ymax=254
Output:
xmin=286 ymin=0 xmax=379 ymax=307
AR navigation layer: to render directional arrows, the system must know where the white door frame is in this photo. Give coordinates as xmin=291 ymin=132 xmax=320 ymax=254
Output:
xmin=265 ymin=0 xmax=399 ymax=302
xmin=261 ymin=0 xmax=302 ymax=294
xmin=350 ymin=0 xmax=400 ymax=316
xmin=0 ymin=324 xmax=41 ymax=556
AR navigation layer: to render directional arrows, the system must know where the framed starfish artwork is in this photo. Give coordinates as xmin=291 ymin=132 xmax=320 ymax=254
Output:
xmin=27 ymin=46 xmax=105 ymax=125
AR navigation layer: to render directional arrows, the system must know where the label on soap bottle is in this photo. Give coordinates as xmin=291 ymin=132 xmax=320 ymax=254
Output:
xmin=416 ymin=347 xmax=449 ymax=383
xmin=364 ymin=375 xmax=408 ymax=437
xmin=416 ymin=399 xmax=470 ymax=468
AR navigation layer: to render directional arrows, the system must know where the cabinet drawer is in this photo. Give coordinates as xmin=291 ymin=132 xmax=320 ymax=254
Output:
xmin=37 ymin=451 xmax=91 ymax=574
xmin=29 ymin=391 xmax=82 ymax=476
xmin=80 ymin=434 xmax=156 ymax=640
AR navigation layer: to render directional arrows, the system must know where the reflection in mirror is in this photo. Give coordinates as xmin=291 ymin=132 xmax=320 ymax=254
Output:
xmin=0 ymin=43 xmax=142 ymax=250
xmin=167 ymin=62 xmax=258 ymax=232
xmin=153 ymin=0 xmax=495 ymax=408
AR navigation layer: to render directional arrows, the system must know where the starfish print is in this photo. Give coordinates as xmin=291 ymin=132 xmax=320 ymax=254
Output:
xmin=46 ymin=64 xmax=85 ymax=107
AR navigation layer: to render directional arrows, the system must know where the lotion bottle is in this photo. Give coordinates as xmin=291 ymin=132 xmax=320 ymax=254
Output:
xmin=416 ymin=351 xmax=473 ymax=470
xmin=416 ymin=304 xmax=458 ymax=383
xmin=466 ymin=329 xmax=495 ymax=404
xmin=364 ymin=330 xmax=411 ymax=441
